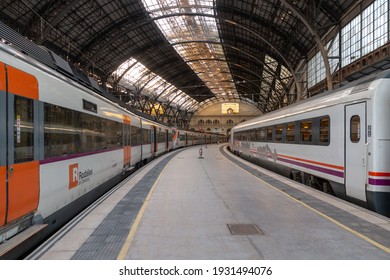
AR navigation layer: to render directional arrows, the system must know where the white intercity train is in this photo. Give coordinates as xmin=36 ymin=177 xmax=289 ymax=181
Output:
xmin=229 ymin=70 xmax=390 ymax=217
xmin=0 ymin=38 xmax=224 ymax=253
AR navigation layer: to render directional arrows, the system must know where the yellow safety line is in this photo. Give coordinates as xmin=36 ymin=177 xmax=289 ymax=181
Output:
xmin=116 ymin=161 xmax=172 ymax=260
xmin=227 ymin=150 xmax=390 ymax=255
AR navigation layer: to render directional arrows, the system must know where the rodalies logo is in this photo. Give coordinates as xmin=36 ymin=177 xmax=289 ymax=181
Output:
xmin=68 ymin=163 xmax=93 ymax=189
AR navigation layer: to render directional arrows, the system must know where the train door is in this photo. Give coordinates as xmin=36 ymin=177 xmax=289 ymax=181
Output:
xmin=0 ymin=63 xmax=40 ymax=226
xmin=345 ymin=102 xmax=367 ymax=201
xmin=0 ymin=64 xmax=6 ymax=226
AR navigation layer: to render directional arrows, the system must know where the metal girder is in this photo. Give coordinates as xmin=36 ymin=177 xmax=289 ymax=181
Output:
xmin=170 ymin=39 xmax=290 ymax=87
xmin=215 ymin=3 xmax=309 ymax=56
xmin=113 ymin=38 xmax=290 ymax=111
xmin=36 ymin=0 xmax=81 ymax=44
xmin=75 ymin=11 xmax=299 ymax=92
xmin=1 ymin=0 xmax=358 ymax=120
xmin=279 ymin=0 xmax=333 ymax=91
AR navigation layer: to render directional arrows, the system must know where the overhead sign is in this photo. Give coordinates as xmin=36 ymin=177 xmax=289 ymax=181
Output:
xmin=221 ymin=103 xmax=239 ymax=114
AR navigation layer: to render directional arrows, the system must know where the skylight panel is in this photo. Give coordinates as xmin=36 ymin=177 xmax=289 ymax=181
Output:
xmin=142 ymin=0 xmax=239 ymax=100
xmin=113 ymin=57 xmax=198 ymax=111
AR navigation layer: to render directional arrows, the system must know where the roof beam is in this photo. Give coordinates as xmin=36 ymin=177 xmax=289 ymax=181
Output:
xmin=79 ymin=12 xmax=299 ymax=94
xmin=170 ymin=39 xmax=290 ymax=87
xmin=280 ymin=0 xmax=333 ymax=92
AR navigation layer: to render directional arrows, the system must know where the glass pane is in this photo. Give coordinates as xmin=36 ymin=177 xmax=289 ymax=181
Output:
xmin=142 ymin=129 xmax=151 ymax=144
xmin=44 ymin=104 xmax=80 ymax=158
xmin=300 ymin=120 xmax=312 ymax=143
xmin=275 ymin=125 xmax=283 ymax=142
xmin=14 ymin=96 xmax=34 ymax=163
xmin=142 ymin=0 xmax=239 ymax=100
xmin=286 ymin=123 xmax=295 ymax=142
xmin=44 ymin=103 xmax=123 ymax=159
xmin=351 ymin=115 xmax=360 ymax=143
xmin=131 ymin=126 xmax=142 ymax=146
xmin=320 ymin=117 xmax=330 ymax=143
xmin=267 ymin=127 xmax=273 ymax=141
xmin=14 ymin=95 xmax=34 ymax=163
xmin=260 ymin=129 xmax=265 ymax=141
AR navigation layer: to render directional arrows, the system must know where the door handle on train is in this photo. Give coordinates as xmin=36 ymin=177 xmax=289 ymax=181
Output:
xmin=9 ymin=166 xmax=14 ymax=176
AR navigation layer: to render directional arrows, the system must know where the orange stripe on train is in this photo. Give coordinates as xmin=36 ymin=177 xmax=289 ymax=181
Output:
xmin=7 ymin=161 xmax=39 ymax=223
xmin=368 ymin=172 xmax=390 ymax=177
xmin=0 ymin=62 xmax=6 ymax=92
xmin=6 ymin=65 xmax=39 ymax=100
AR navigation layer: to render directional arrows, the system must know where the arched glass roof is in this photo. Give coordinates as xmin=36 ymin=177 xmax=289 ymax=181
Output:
xmin=114 ymin=58 xmax=199 ymax=110
xmin=0 ymin=0 xmax=357 ymax=114
xmin=142 ymin=0 xmax=239 ymax=100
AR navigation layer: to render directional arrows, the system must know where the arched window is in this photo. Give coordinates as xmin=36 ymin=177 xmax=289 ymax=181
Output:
xmin=227 ymin=119 xmax=234 ymax=125
xmin=198 ymin=120 xmax=204 ymax=125
xmin=206 ymin=120 xmax=212 ymax=124
xmin=213 ymin=119 xmax=220 ymax=124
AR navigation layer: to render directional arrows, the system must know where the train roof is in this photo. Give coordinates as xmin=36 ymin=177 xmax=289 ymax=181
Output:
xmin=0 ymin=24 xmax=174 ymax=126
xmin=234 ymin=69 xmax=390 ymax=131
xmin=0 ymin=21 xmax=171 ymax=127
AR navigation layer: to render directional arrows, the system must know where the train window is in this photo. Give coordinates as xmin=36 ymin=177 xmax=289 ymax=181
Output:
xmin=286 ymin=123 xmax=295 ymax=142
xmin=142 ymin=129 xmax=151 ymax=144
xmin=320 ymin=117 xmax=330 ymax=144
xmin=44 ymin=103 xmax=123 ymax=159
xmin=259 ymin=128 xmax=265 ymax=141
xmin=157 ymin=130 xmax=166 ymax=142
xmin=275 ymin=125 xmax=283 ymax=142
xmin=123 ymin=124 xmax=130 ymax=146
xmin=350 ymin=115 xmax=360 ymax=143
xmin=251 ymin=129 xmax=256 ymax=141
xmin=44 ymin=104 xmax=79 ymax=157
xmin=300 ymin=120 xmax=312 ymax=143
xmin=131 ymin=126 xmax=142 ymax=146
xmin=266 ymin=127 xmax=273 ymax=141
xmin=255 ymin=129 xmax=260 ymax=142
xmin=14 ymin=95 xmax=34 ymax=163
xmin=80 ymin=112 xmax=122 ymax=151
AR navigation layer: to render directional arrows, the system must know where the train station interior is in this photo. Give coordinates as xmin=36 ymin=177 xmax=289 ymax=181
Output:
xmin=1 ymin=0 xmax=390 ymax=270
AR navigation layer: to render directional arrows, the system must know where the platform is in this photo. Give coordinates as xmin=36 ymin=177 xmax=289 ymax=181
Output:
xmin=27 ymin=144 xmax=390 ymax=260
